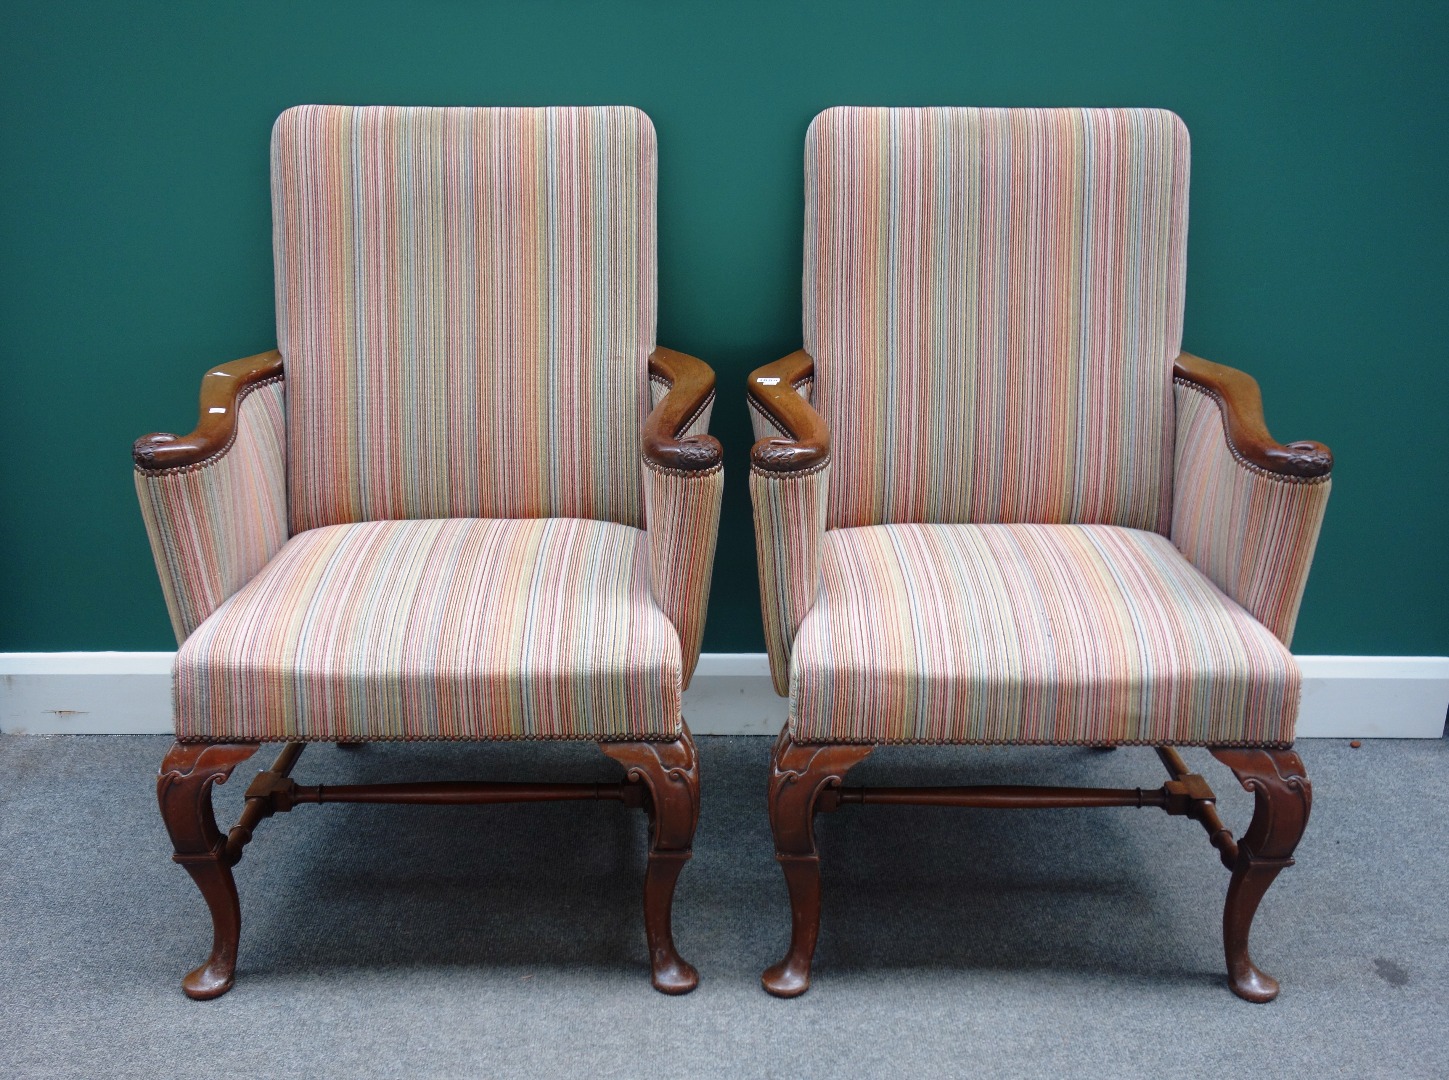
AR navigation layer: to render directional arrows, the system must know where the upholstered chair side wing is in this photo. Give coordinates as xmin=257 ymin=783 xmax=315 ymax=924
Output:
xmin=642 ymin=346 xmax=724 ymax=686
xmin=133 ymin=350 xmax=288 ymax=641
xmin=1171 ymin=351 xmax=1333 ymax=644
xmin=747 ymin=350 xmax=831 ymax=696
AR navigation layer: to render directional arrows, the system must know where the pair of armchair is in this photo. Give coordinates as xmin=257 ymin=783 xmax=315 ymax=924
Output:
xmin=135 ymin=105 xmax=1331 ymax=1002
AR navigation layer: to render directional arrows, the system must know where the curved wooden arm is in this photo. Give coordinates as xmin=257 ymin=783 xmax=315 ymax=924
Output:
xmin=1174 ymin=352 xmax=1333 ymax=480
xmin=748 ymin=350 xmax=830 ymax=473
xmin=133 ymin=350 xmax=284 ymax=471
xmin=643 ymin=347 xmax=722 ymax=472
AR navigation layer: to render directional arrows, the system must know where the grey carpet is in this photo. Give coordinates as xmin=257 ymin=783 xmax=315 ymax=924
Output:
xmin=1 ymin=734 xmax=1445 ymax=1079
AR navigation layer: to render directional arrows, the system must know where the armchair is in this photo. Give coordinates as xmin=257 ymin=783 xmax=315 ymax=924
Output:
xmin=750 ymin=107 xmax=1331 ymax=1001
xmin=135 ymin=105 xmax=722 ymax=997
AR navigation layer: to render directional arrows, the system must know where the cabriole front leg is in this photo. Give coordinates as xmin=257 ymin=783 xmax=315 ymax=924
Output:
xmin=1210 ymin=747 xmax=1312 ymax=1003
xmin=600 ymin=726 xmax=701 ymax=994
xmin=762 ymin=729 xmax=874 ymax=998
xmin=157 ymin=741 xmax=260 ymax=999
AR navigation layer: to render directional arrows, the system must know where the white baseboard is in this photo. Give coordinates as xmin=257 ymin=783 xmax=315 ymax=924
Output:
xmin=2 ymin=652 xmax=1445 ymax=740
xmin=1294 ymin=656 xmax=1449 ymax=738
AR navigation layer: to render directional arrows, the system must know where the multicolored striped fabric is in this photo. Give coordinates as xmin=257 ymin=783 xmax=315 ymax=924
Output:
xmin=136 ymin=378 xmax=288 ymax=641
xmin=804 ymin=107 xmax=1190 ymax=531
xmin=789 ymin=523 xmax=1298 ymax=746
xmin=749 ymin=463 xmax=830 ymax=695
xmin=272 ymin=105 xmax=657 ymax=532
xmin=748 ymin=374 xmax=824 ymax=692
xmin=1171 ymin=381 xmax=1331 ymax=644
xmin=174 ymin=517 xmax=682 ymax=742
xmin=642 ymin=460 xmax=723 ymax=686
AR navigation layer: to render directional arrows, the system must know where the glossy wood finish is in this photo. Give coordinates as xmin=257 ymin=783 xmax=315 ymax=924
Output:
xmin=601 ymin=729 xmax=702 ymax=994
xmin=156 ymin=741 xmax=261 ymax=999
xmin=761 ymin=730 xmax=874 ymax=997
xmin=133 ymin=350 xmax=284 ymax=471
xmin=761 ymin=730 xmax=1311 ymax=1002
xmin=1158 ymin=746 xmax=1237 ymax=869
xmin=643 ymin=346 xmax=722 ymax=472
xmin=747 ymin=349 xmax=830 ymax=473
xmin=835 ymin=784 xmax=1173 ymax=809
xmin=1174 ymin=352 xmax=1333 ymax=479
xmin=159 ymin=731 xmax=701 ymax=999
xmin=265 ymin=779 xmax=649 ymax=807
xmin=1209 ymin=747 xmax=1312 ymax=1002
xmin=223 ymin=741 xmax=305 ymax=864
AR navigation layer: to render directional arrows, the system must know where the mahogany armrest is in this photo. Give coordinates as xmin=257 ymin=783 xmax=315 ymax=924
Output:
xmin=643 ymin=346 xmax=722 ymax=472
xmin=133 ymin=350 xmax=284 ymax=471
xmin=747 ymin=350 xmax=829 ymax=473
xmin=1174 ymin=352 xmax=1333 ymax=480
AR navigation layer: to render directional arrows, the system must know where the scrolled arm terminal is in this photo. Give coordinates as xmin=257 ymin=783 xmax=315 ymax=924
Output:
xmin=1173 ymin=352 xmax=1332 ymax=480
xmin=748 ymin=350 xmax=829 ymax=473
xmin=133 ymin=350 xmax=285 ymax=472
xmin=643 ymin=347 xmax=723 ymax=472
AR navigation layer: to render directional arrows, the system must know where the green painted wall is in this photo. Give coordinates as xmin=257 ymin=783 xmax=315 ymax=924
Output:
xmin=2 ymin=1 xmax=1445 ymax=655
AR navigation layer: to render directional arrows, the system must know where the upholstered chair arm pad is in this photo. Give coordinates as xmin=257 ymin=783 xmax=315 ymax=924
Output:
xmin=642 ymin=347 xmax=724 ymax=687
xmin=134 ymin=352 xmax=289 ymax=642
xmin=747 ymin=350 xmax=829 ymax=473
xmin=1171 ymin=354 xmax=1332 ymax=644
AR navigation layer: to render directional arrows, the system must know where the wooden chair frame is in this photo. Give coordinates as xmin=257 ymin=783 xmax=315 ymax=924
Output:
xmin=140 ymin=346 xmax=720 ymax=998
xmin=749 ymin=349 xmax=1331 ymax=1001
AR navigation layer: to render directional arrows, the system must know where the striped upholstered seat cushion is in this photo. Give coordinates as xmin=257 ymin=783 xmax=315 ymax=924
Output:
xmin=174 ymin=518 xmax=681 ymax=742
xmin=789 ymin=524 xmax=1297 ymax=746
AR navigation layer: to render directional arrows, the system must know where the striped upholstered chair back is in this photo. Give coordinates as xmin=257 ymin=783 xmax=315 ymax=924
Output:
xmin=272 ymin=105 xmax=657 ymax=532
xmin=804 ymin=107 xmax=1191 ymax=531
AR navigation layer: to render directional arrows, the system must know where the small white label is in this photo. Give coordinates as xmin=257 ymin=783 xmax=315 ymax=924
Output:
xmin=757 ymin=377 xmax=781 ymax=386
xmin=208 ymin=407 xmax=227 ymax=414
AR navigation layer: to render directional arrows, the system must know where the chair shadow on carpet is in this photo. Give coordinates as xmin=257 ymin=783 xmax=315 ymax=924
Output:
xmin=158 ymin=740 xmax=1272 ymax=992
xmin=181 ymin=741 xmax=672 ymax=983
xmin=789 ymin=745 xmax=1267 ymax=991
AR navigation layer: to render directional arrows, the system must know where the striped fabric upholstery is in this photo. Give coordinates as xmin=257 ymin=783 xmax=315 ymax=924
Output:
xmin=749 ymin=463 xmax=830 ymax=695
xmin=136 ymin=378 xmax=288 ymax=641
xmin=790 ymin=524 xmax=1298 ymax=746
xmin=273 ymin=105 xmax=656 ymax=532
xmin=805 ymin=107 xmax=1190 ymax=531
xmin=749 ymin=375 xmax=823 ymax=691
xmin=642 ymin=460 xmax=724 ymax=686
xmin=175 ymin=517 xmax=681 ymax=742
xmin=1171 ymin=381 xmax=1331 ymax=644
